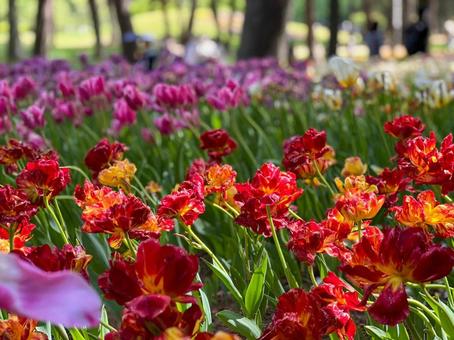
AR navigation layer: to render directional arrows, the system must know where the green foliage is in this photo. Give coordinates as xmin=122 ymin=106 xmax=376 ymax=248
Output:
xmin=216 ymin=310 xmax=261 ymax=339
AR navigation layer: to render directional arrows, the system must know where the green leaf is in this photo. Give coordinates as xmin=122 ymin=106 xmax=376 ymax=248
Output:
xmin=388 ymin=324 xmax=410 ymax=340
xmin=244 ymin=253 xmax=268 ymax=318
xmin=436 ymin=299 xmax=454 ymax=339
xmin=199 ymin=287 xmax=212 ymax=331
xmin=211 ymin=113 xmax=222 ymax=129
xmin=68 ymin=328 xmax=85 ymax=340
xmin=203 ymin=259 xmax=243 ymax=308
xmin=217 ymin=310 xmax=261 ymax=340
xmin=365 ymin=325 xmax=392 ymax=339
xmin=98 ymin=305 xmax=110 ymax=339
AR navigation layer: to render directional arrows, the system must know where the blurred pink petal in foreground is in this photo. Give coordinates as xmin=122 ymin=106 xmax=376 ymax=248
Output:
xmin=0 ymin=253 xmax=101 ymax=327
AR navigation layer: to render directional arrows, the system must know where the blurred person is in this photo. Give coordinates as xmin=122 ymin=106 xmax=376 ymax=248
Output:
xmin=184 ymin=37 xmax=224 ymax=65
xmin=141 ymin=35 xmax=159 ymax=70
xmin=445 ymin=20 xmax=454 ymax=51
xmin=364 ymin=21 xmax=383 ymax=57
xmin=404 ymin=7 xmax=429 ymax=55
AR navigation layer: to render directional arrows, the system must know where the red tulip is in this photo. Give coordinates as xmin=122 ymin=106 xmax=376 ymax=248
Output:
xmin=341 ymin=227 xmax=454 ymax=325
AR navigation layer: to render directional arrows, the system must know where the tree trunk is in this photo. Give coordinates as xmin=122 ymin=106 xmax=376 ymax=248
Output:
xmin=106 ymin=0 xmax=119 ymax=46
xmin=364 ymin=0 xmax=372 ymax=28
xmin=402 ymin=0 xmax=417 ymax=38
xmin=305 ymin=0 xmax=314 ymax=59
xmin=210 ymin=0 xmax=221 ymax=42
xmin=8 ymin=0 xmax=20 ymax=61
xmin=226 ymin=0 xmax=237 ymax=51
xmin=33 ymin=0 xmax=53 ymax=56
xmin=113 ymin=0 xmax=135 ymax=62
xmin=182 ymin=0 xmax=197 ymax=43
xmin=237 ymin=0 xmax=290 ymax=60
xmin=88 ymin=0 xmax=102 ymax=58
xmin=392 ymin=0 xmax=403 ymax=45
xmin=429 ymin=0 xmax=439 ymax=33
xmin=160 ymin=0 xmax=171 ymax=38
xmin=328 ymin=0 xmax=339 ymax=57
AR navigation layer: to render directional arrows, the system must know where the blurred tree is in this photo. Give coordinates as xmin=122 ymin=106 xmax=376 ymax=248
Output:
xmin=237 ymin=0 xmax=290 ymax=60
xmin=403 ymin=0 xmax=413 ymax=29
xmin=363 ymin=0 xmax=372 ymax=28
xmin=328 ymin=0 xmax=339 ymax=56
xmin=226 ymin=0 xmax=237 ymax=51
xmin=8 ymin=0 xmax=20 ymax=61
xmin=106 ymin=0 xmax=120 ymax=46
xmin=88 ymin=0 xmax=102 ymax=58
xmin=159 ymin=0 xmax=171 ymax=38
xmin=181 ymin=0 xmax=197 ymax=43
xmin=210 ymin=0 xmax=221 ymax=42
xmin=428 ymin=0 xmax=439 ymax=33
xmin=306 ymin=0 xmax=314 ymax=58
xmin=33 ymin=0 xmax=53 ymax=56
xmin=113 ymin=0 xmax=136 ymax=62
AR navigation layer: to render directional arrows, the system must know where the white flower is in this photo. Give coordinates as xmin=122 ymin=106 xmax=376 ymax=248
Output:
xmin=370 ymin=71 xmax=397 ymax=92
xmin=323 ymin=88 xmax=343 ymax=110
xmin=328 ymin=56 xmax=359 ymax=88
xmin=428 ymin=80 xmax=452 ymax=108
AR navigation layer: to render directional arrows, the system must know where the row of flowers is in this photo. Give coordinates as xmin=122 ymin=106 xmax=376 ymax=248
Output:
xmin=1 ymin=55 xmax=453 ymax=152
xmin=0 ymin=103 xmax=452 ymax=338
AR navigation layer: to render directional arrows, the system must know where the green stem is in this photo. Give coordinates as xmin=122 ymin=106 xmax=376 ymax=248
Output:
xmin=61 ymin=165 xmax=90 ymax=181
xmin=133 ymin=177 xmax=158 ymax=205
xmin=8 ymin=225 xmax=15 ymax=252
xmin=408 ymin=306 xmax=437 ymax=338
xmin=99 ymin=320 xmax=117 ymax=332
xmin=444 ymin=278 xmax=454 ymax=307
xmin=313 ymin=161 xmax=335 ymax=196
xmin=318 ymin=255 xmax=331 ymax=273
xmin=422 ymin=285 xmax=440 ymax=306
xmin=123 ymin=233 xmax=137 ymax=256
xmin=308 ymin=265 xmax=318 ymax=286
xmin=183 ymin=224 xmax=226 ymax=273
xmin=55 ymin=195 xmax=75 ymax=200
xmin=266 ymin=206 xmax=299 ymax=289
xmin=224 ymin=201 xmax=240 ymax=217
xmin=288 ymin=208 xmax=304 ymax=221
xmin=357 ymin=222 xmax=362 ymax=240
xmin=407 ymin=282 xmax=454 ymax=291
xmin=407 ymin=298 xmax=441 ymax=326
xmin=44 ymin=197 xmax=69 ymax=244
xmin=53 ymin=200 xmax=67 ymax=229
xmin=209 ymin=201 xmax=234 ymax=219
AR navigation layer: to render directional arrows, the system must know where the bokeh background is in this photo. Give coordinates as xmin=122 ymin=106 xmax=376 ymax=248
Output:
xmin=1 ymin=1 xmax=454 ymax=64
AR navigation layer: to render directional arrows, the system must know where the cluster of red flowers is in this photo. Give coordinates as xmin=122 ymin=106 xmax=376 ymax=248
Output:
xmin=273 ymin=124 xmax=454 ymax=335
xmin=0 ymin=140 xmax=72 ymax=253
xmin=100 ymin=238 xmax=236 ymax=339
xmin=385 ymin=115 xmax=453 ymax=194
xmin=282 ymin=128 xmax=336 ymax=185
xmin=157 ymin=173 xmax=206 ymax=226
xmin=287 ymin=208 xmax=352 ymax=265
xmin=262 ymin=272 xmax=365 ymax=340
xmin=16 ymin=156 xmax=71 ymax=204
xmin=0 ymin=139 xmax=38 ymax=173
xmin=341 ymin=226 xmax=454 ymax=325
xmin=0 ymin=94 xmax=452 ymax=340
xmin=84 ymin=138 xmax=126 ymax=180
xmin=199 ymin=129 xmax=237 ymax=163
xmin=16 ymin=243 xmax=92 ymax=279
xmin=391 ymin=190 xmax=454 ymax=238
xmin=75 ymin=180 xmax=172 ymax=248
xmin=234 ymin=162 xmax=303 ymax=236
xmin=334 ymin=175 xmax=385 ymax=223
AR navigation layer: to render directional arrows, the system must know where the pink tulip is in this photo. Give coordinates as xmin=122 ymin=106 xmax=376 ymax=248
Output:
xmin=0 ymin=253 xmax=101 ymax=328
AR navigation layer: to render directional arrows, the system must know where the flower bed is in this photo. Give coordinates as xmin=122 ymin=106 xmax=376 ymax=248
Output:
xmin=0 ymin=55 xmax=453 ymax=339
